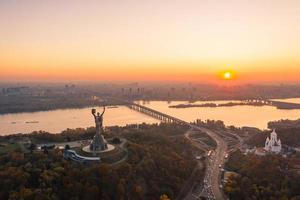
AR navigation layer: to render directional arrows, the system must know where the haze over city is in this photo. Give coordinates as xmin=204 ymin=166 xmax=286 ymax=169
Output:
xmin=1 ymin=0 xmax=300 ymax=83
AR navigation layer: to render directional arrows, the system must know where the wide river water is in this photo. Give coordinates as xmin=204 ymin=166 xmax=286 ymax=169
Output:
xmin=1 ymin=98 xmax=300 ymax=135
xmin=0 ymin=106 xmax=159 ymax=135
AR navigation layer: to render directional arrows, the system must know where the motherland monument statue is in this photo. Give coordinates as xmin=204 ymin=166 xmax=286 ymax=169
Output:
xmin=90 ymin=107 xmax=108 ymax=151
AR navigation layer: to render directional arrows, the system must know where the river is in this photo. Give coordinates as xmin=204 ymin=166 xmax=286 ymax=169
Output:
xmin=0 ymin=106 xmax=159 ymax=135
xmin=135 ymin=99 xmax=300 ymax=130
xmin=1 ymin=99 xmax=300 ymax=135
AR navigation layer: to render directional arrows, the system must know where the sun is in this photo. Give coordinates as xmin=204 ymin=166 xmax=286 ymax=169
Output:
xmin=223 ymin=72 xmax=232 ymax=80
xmin=221 ymin=70 xmax=235 ymax=80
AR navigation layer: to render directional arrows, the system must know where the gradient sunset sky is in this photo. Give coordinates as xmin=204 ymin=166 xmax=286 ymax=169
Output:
xmin=1 ymin=0 xmax=300 ymax=83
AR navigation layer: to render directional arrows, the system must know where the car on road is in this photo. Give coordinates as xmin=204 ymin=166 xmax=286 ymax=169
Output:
xmin=196 ymin=155 xmax=202 ymax=160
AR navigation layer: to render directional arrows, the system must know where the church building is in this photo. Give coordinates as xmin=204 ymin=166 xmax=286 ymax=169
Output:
xmin=264 ymin=129 xmax=282 ymax=153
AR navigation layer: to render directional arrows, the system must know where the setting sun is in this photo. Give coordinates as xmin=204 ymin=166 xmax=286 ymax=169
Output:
xmin=224 ymin=72 xmax=232 ymax=80
xmin=221 ymin=71 xmax=235 ymax=81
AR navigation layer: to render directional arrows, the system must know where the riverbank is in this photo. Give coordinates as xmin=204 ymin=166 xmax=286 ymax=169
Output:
xmin=0 ymin=94 xmax=124 ymax=115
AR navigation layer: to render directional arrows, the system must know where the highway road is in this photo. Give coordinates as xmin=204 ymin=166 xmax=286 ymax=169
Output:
xmin=185 ymin=125 xmax=227 ymax=200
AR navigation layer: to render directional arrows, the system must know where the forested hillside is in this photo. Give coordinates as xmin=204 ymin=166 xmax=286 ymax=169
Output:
xmin=0 ymin=124 xmax=196 ymax=200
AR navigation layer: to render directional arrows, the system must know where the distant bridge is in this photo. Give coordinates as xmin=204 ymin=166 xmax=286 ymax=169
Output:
xmin=243 ymin=99 xmax=272 ymax=104
xmin=244 ymin=99 xmax=300 ymax=109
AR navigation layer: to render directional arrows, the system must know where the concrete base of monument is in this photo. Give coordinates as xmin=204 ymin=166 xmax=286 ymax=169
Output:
xmin=82 ymin=143 xmax=115 ymax=154
xmin=67 ymin=138 xmax=128 ymax=164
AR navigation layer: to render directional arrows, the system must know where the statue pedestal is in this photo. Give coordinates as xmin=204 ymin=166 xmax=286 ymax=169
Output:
xmin=82 ymin=144 xmax=115 ymax=154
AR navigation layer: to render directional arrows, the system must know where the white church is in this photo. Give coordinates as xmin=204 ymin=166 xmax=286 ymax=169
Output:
xmin=264 ymin=129 xmax=282 ymax=153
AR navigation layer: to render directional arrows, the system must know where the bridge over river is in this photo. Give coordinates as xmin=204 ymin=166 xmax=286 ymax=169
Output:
xmin=127 ymin=103 xmax=187 ymax=124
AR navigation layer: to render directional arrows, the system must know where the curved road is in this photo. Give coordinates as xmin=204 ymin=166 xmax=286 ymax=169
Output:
xmin=189 ymin=125 xmax=227 ymax=200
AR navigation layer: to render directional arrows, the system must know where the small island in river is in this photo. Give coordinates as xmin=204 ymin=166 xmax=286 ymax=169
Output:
xmin=169 ymin=101 xmax=267 ymax=108
xmin=169 ymin=99 xmax=300 ymax=110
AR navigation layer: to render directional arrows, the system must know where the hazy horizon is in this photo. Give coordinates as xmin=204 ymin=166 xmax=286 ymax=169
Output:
xmin=1 ymin=0 xmax=300 ymax=84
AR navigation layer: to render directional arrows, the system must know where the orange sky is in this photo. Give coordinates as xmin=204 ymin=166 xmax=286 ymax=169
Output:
xmin=1 ymin=0 xmax=300 ymax=84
